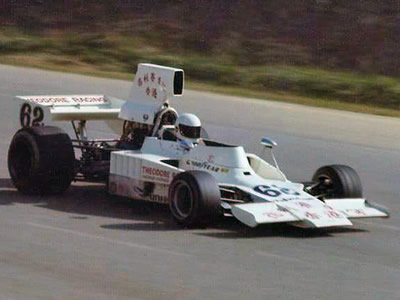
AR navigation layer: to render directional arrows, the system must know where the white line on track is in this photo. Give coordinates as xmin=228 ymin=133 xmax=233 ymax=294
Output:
xmin=26 ymin=222 xmax=191 ymax=257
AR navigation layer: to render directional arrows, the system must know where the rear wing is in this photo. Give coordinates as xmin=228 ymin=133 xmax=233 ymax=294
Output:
xmin=14 ymin=63 xmax=184 ymax=128
xmin=15 ymin=95 xmax=124 ymax=128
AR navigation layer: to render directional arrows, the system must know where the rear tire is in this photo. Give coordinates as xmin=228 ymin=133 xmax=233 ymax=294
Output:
xmin=169 ymin=171 xmax=221 ymax=227
xmin=8 ymin=126 xmax=75 ymax=195
xmin=312 ymin=164 xmax=362 ymax=199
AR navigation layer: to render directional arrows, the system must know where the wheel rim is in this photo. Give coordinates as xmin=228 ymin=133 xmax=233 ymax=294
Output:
xmin=317 ymin=174 xmax=336 ymax=197
xmin=318 ymin=174 xmax=332 ymax=185
xmin=172 ymin=180 xmax=194 ymax=219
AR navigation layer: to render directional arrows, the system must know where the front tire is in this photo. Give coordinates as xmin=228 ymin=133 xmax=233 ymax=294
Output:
xmin=312 ymin=164 xmax=362 ymax=199
xmin=8 ymin=126 xmax=75 ymax=195
xmin=168 ymin=171 xmax=221 ymax=227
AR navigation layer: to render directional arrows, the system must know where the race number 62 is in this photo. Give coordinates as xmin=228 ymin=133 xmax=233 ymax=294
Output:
xmin=254 ymin=185 xmax=301 ymax=197
xmin=20 ymin=103 xmax=44 ymax=127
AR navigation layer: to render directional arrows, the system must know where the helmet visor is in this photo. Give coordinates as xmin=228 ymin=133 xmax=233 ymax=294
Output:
xmin=179 ymin=124 xmax=201 ymax=139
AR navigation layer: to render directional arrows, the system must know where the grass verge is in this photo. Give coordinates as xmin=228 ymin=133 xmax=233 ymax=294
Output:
xmin=1 ymin=29 xmax=400 ymax=118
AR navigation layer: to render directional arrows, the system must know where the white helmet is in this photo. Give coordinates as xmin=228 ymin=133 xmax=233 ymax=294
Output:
xmin=175 ymin=113 xmax=202 ymax=143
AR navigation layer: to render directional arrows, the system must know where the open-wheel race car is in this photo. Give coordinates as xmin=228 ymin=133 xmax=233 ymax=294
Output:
xmin=8 ymin=63 xmax=389 ymax=228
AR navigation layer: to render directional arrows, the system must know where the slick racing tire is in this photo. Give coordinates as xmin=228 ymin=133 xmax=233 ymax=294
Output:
xmin=312 ymin=165 xmax=363 ymax=199
xmin=169 ymin=171 xmax=221 ymax=227
xmin=8 ymin=126 xmax=75 ymax=195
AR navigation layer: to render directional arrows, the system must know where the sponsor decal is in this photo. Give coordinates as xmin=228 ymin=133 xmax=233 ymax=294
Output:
xmin=326 ymin=210 xmax=342 ymax=218
xmin=25 ymin=96 xmax=71 ymax=104
xmin=133 ymin=185 xmax=168 ymax=204
xmin=305 ymin=212 xmax=320 ymax=219
xmin=151 ymin=88 xmax=158 ymax=98
xmin=345 ymin=208 xmax=366 ymax=216
xmin=142 ymin=167 xmax=170 ymax=178
xmin=263 ymin=212 xmax=285 ymax=219
xmin=24 ymin=96 xmax=107 ymax=105
xmin=141 ymin=166 xmax=172 ymax=183
xmin=148 ymin=194 xmax=168 ymax=204
xmin=71 ymin=96 xmax=106 ymax=104
xmin=186 ymin=160 xmax=229 ymax=173
xmin=295 ymin=201 xmax=312 ymax=208
xmin=136 ymin=72 xmax=165 ymax=100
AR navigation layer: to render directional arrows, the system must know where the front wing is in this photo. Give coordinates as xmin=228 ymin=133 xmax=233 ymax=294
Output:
xmin=231 ymin=198 xmax=389 ymax=228
xmin=324 ymin=198 xmax=389 ymax=219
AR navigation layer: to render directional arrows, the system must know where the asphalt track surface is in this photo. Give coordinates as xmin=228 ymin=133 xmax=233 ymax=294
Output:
xmin=0 ymin=64 xmax=399 ymax=299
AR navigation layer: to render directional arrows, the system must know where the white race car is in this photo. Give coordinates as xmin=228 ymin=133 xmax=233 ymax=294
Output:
xmin=8 ymin=64 xmax=389 ymax=228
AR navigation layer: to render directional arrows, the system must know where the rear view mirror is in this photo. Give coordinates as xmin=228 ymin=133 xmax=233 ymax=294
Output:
xmin=261 ymin=137 xmax=277 ymax=149
xmin=179 ymin=139 xmax=195 ymax=151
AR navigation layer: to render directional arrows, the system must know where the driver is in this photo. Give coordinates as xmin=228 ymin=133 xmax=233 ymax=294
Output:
xmin=175 ymin=113 xmax=202 ymax=144
xmin=159 ymin=112 xmax=203 ymax=144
